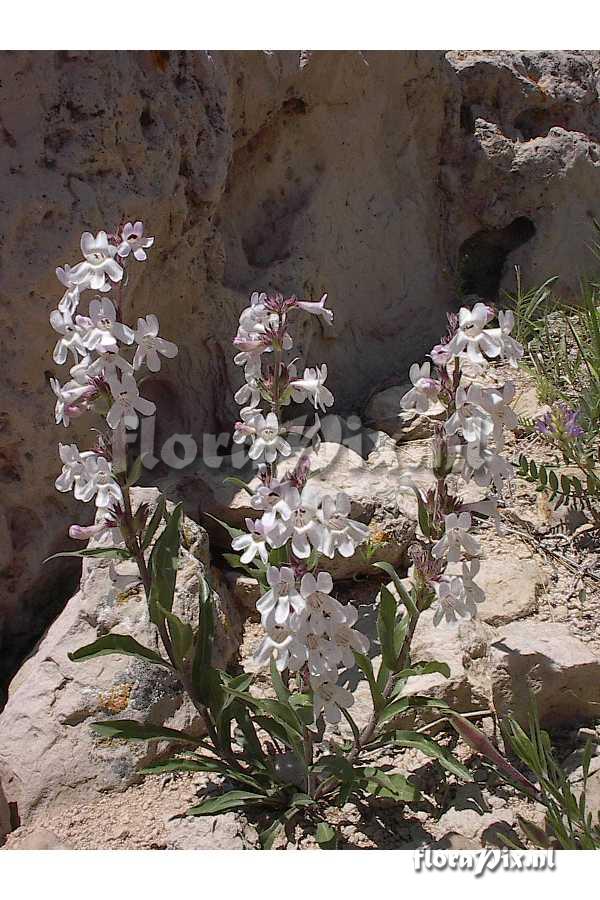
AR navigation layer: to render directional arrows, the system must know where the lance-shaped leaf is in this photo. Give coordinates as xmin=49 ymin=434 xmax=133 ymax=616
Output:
xmin=68 ymin=634 xmax=171 ymax=669
xmin=377 ymin=584 xmax=408 ymax=672
xmin=187 ymin=790 xmax=270 ymax=817
xmin=92 ymin=720 xmax=201 ymax=744
xmin=385 ymin=730 xmax=471 ymax=781
xmin=374 ymin=561 xmax=418 ymax=618
xmin=45 ymin=547 xmax=131 ymax=563
xmin=315 ymin=822 xmax=338 ymax=849
xmin=148 ymin=502 xmax=183 ymax=624
xmin=141 ymin=494 xmax=167 ymax=550
xmin=353 ymin=651 xmax=385 ymax=712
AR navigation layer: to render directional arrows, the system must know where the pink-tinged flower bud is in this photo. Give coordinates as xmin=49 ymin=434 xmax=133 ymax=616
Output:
xmin=483 ymin=304 xmax=496 ymax=323
xmin=430 ymin=343 xmax=451 ymax=366
xmin=64 ymin=403 xmax=85 ymax=419
xmin=233 ymin=335 xmax=267 ymax=352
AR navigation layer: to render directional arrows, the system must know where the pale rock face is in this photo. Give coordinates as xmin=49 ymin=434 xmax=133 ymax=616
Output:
xmin=488 ymin=621 xmax=600 ymax=727
xmin=0 ymin=489 xmax=243 ymax=821
xmin=165 ymin=813 xmax=258 ymax=850
xmin=4 ymin=49 xmax=600 ymax=686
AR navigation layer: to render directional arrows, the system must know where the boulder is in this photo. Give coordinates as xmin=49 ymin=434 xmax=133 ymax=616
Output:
xmin=0 ymin=489 xmax=243 ymax=821
xmin=3 ymin=827 xmax=69 ymax=850
xmin=435 ymin=807 xmax=518 ymax=849
xmin=165 ymin=813 xmax=258 ymax=850
xmin=488 ymin=621 xmax=600 ymax=727
xmin=364 ymin=384 xmax=444 ymax=442
xmin=476 ymin=540 xmax=546 ymax=626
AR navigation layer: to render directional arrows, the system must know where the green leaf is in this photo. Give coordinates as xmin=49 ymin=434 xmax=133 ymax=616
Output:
xmin=141 ymin=495 xmax=167 ymax=550
xmin=394 ymin=661 xmax=451 ymax=680
xmin=204 ymin=512 xmax=245 ymax=541
xmin=270 ymin=657 xmax=291 ymax=705
xmin=148 ymin=503 xmax=184 ymax=624
xmin=45 ymin=547 xmax=131 ymax=563
xmin=377 ymin=584 xmax=400 ymax=671
xmin=126 ymin=455 xmax=144 ymax=488
xmin=315 ymin=822 xmax=338 ymax=849
xmin=386 ymin=730 xmax=471 ymax=780
xmin=223 ymin=476 xmax=254 ymax=496
xmin=68 ymin=634 xmax=171 ymax=669
xmin=379 ymin=695 xmax=450 ymax=725
xmin=416 ymin=494 xmax=431 ymax=539
xmin=187 ymin=790 xmax=269 ymax=817
xmin=373 ymin=562 xmax=418 ymax=618
xmin=259 ymin=818 xmax=284 ymax=849
xmin=155 ymin=603 xmax=194 ymax=668
xmin=92 ymin=720 xmax=201 ymax=744
xmin=362 ymin=768 xmax=420 ymax=802
xmin=353 ymin=651 xmax=385 ymax=712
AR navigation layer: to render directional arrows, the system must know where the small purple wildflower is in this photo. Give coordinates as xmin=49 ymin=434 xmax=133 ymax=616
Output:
xmin=536 ymin=402 xmax=584 ymax=440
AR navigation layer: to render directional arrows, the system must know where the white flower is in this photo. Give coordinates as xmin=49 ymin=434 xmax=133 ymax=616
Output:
xmin=249 ymin=479 xmax=285 ymax=529
xmin=75 ymin=456 xmax=122 ymax=509
xmin=234 ymin=377 xmax=261 ymax=409
xmin=256 ymin=566 xmax=305 ymax=627
xmin=445 ymin=384 xmax=494 ymax=444
xmin=310 ymin=678 xmax=354 ymax=724
xmin=296 ymin=293 xmax=333 ymax=325
xmin=445 ymin=303 xmax=503 ymax=366
xmin=248 ymin=412 xmax=291 ymax=464
xmin=432 ymin=512 xmax=481 ymax=563
xmin=50 ymin=377 xmax=89 ymax=426
xmin=299 ymin=571 xmax=348 ymax=632
xmin=56 ymin=264 xmax=86 ymax=315
xmin=117 ymin=221 xmax=155 ymax=261
xmin=267 ymin=482 xmax=323 ymax=558
xmin=55 ymin=443 xmax=94 ymax=493
xmin=317 ymin=492 xmax=370 ymax=559
xmin=461 ymin=559 xmax=486 ymax=614
xmin=401 ymin=362 xmax=441 ymax=414
xmin=233 ymin=407 xmax=263 ymax=445
xmin=238 ymin=292 xmax=269 ymax=333
xmin=254 ymin=624 xmax=295 ymax=672
xmin=325 ymin=614 xmax=369 ymax=668
xmin=467 ymin=382 xmax=518 ymax=451
xmin=496 ymin=310 xmax=524 ymax=368
xmin=461 ymin=444 xmax=514 ymax=493
xmin=289 ymin=624 xmax=341 ymax=678
xmin=290 ymin=364 xmax=334 ymax=411
xmin=231 ymin=517 xmax=270 ymax=565
xmin=50 ymin=309 xmax=85 ymax=364
xmin=74 ymin=231 xmax=123 ymax=291
xmin=106 ymin=373 xmax=156 ymax=430
xmin=433 ymin=575 xmax=469 ymax=626
xmin=83 ymin=298 xmax=134 ymax=353
xmin=133 ymin=314 xmax=178 ymax=372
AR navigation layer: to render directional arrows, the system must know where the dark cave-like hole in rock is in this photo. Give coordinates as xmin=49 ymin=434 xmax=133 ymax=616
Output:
xmin=458 ymin=216 xmax=536 ymax=298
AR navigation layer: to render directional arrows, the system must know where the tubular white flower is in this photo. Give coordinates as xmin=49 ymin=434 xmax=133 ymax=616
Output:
xmin=256 ymin=566 xmax=305 ymax=628
xmin=296 ymin=293 xmax=333 ymax=325
xmin=117 ymin=221 xmax=155 ymax=261
xmin=432 ymin=512 xmax=481 ymax=563
xmin=231 ymin=517 xmax=270 ymax=565
xmin=317 ymin=492 xmax=370 ymax=559
xmin=55 ymin=443 xmax=94 ymax=493
xmin=83 ymin=298 xmax=134 ymax=353
xmin=106 ymin=373 xmax=156 ymax=430
xmin=310 ymin=678 xmax=354 ymax=725
xmin=401 ymin=362 xmax=441 ymax=414
xmin=267 ymin=482 xmax=323 ymax=559
xmin=50 ymin=377 xmax=89 ymax=426
xmin=75 ymin=456 xmax=122 ymax=509
xmin=248 ymin=412 xmax=291 ymax=464
xmin=446 ymin=302 xmax=503 ymax=366
xmin=74 ymin=231 xmax=123 ymax=291
xmin=433 ymin=575 xmax=468 ymax=626
xmin=290 ymin=364 xmax=334 ymax=412
xmin=133 ymin=314 xmax=178 ymax=372
xmin=467 ymin=382 xmax=518 ymax=451
xmin=254 ymin=625 xmax=296 ymax=672
xmin=445 ymin=384 xmax=494 ymax=444
xmin=50 ymin=308 xmax=86 ymax=364
xmin=299 ymin=571 xmax=348 ymax=632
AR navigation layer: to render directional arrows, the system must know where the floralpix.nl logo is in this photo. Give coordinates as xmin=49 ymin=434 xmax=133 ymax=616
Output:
xmin=414 ymin=847 xmax=556 ymax=876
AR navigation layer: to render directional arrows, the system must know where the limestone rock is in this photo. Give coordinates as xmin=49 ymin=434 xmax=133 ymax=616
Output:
xmin=488 ymin=621 xmax=600 ymax=727
xmin=476 ymin=541 xmax=546 ymax=626
xmin=435 ymin=807 xmax=518 ymax=849
xmin=364 ymin=384 xmax=444 ymax=442
xmin=3 ymin=827 xmax=69 ymax=850
xmin=165 ymin=813 xmax=258 ymax=849
xmin=0 ymin=489 xmax=243 ymax=821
